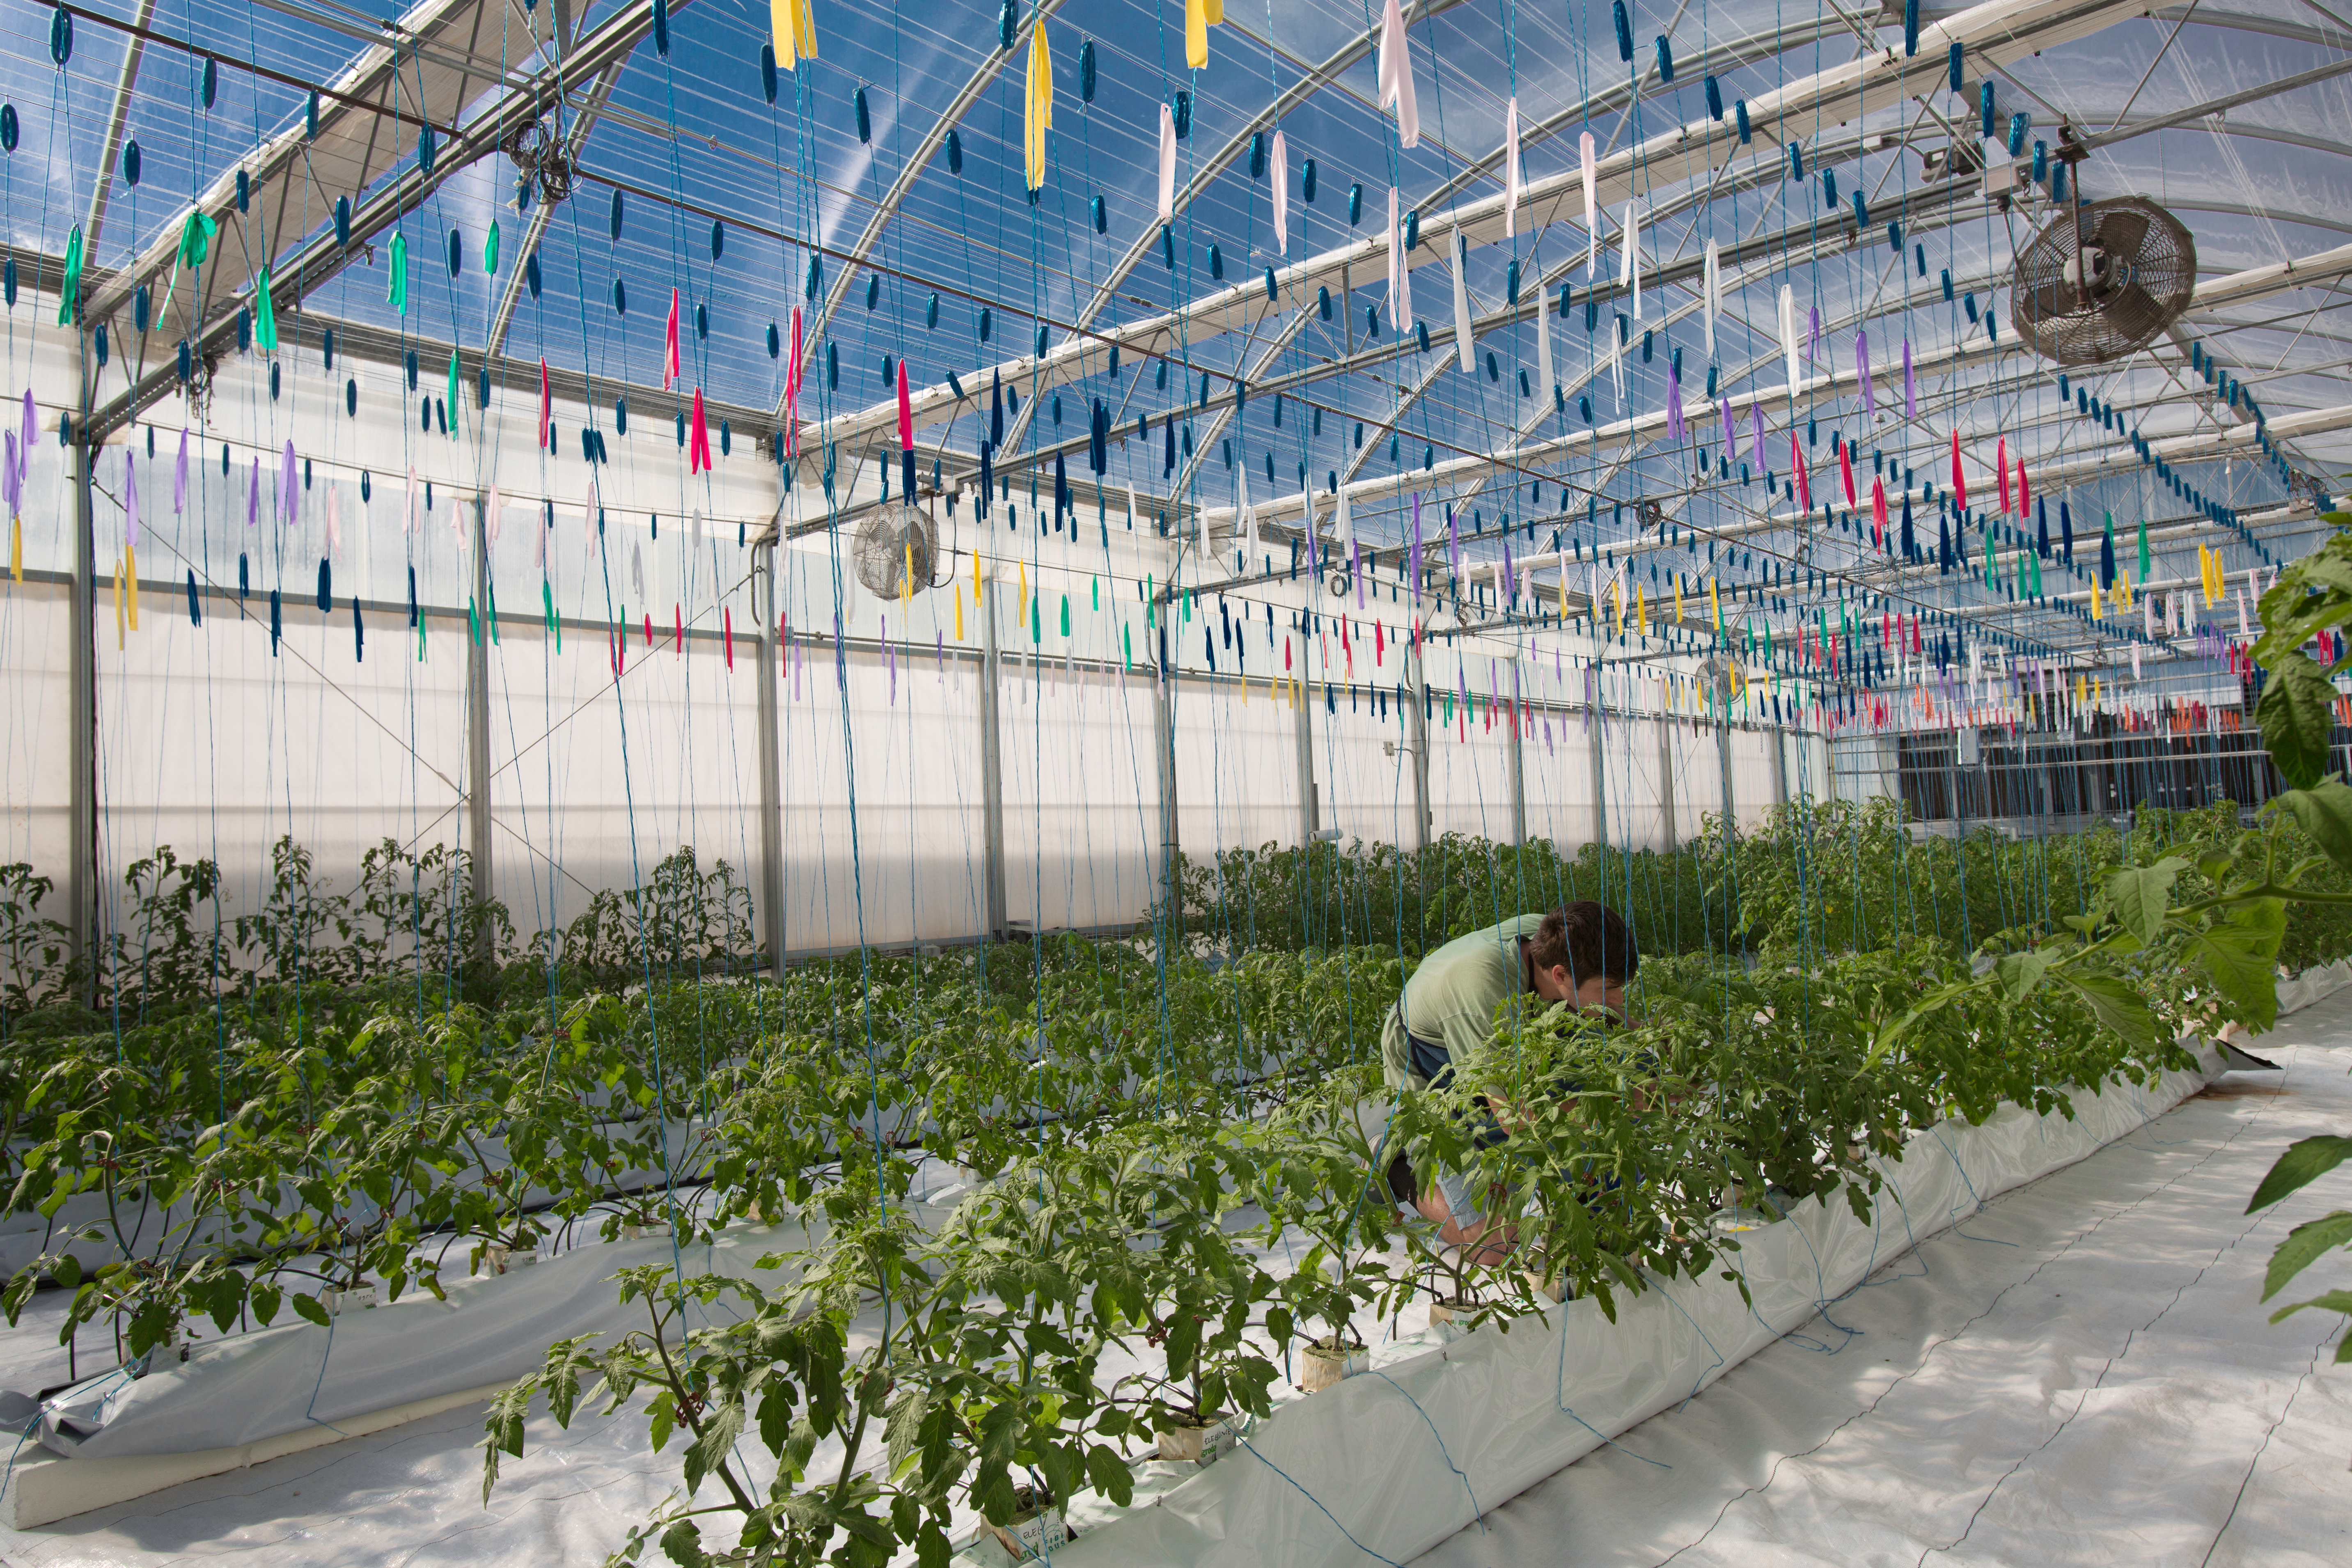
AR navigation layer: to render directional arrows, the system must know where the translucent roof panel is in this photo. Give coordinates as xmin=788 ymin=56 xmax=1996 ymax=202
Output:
xmin=7 ymin=0 xmax=2348 ymax=669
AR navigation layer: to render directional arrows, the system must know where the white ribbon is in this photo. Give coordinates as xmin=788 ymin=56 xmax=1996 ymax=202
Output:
xmin=1580 ymin=132 xmax=1598 ymax=276
xmin=1503 ymin=97 xmax=1522 ymax=237
xmin=1378 ymin=0 xmax=1419 ymax=148
xmin=1452 ymin=233 xmax=1474 ymax=372
xmin=1157 ymin=104 xmax=1176 ymax=221
xmin=1270 ymin=130 xmax=1289 ymax=256
xmin=1778 ymin=285 xmax=1802 ymax=403
xmin=1702 ymin=238 xmax=1721 ymax=355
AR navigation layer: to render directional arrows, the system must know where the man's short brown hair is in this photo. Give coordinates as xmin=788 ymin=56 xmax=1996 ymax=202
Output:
xmin=1527 ymin=901 xmax=1639 ymax=986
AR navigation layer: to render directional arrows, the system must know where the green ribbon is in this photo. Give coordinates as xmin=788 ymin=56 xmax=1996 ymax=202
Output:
xmin=387 ymin=233 xmax=409 ymax=314
xmin=154 ymin=211 xmax=217 ymax=326
xmin=445 ymin=351 xmax=460 ymax=440
xmin=253 ymin=265 xmax=279 ymax=354
xmin=56 ymin=225 xmax=83 ymax=326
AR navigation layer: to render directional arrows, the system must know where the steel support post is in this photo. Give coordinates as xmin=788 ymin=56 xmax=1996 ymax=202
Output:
xmin=1508 ymin=665 xmax=1527 ymax=845
xmin=466 ymin=491 xmax=494 ymax=958
xmin=979 ymin=576 xmax=1008 ymax=939
xmin=1295 ymin=658 xmax=1317 ymax=845
xmin=1406 ymin=637 xmax=1432 ymax=853
xmin=1717 ymin=719 xmax=1738 ymax=843
xmin=1657 ymin=716 xmax=1676 ymax=848
xmin=69 ymin=423 xmax=96 ymax=995
xmin=66 ymin=0 xmax=156 ymax=996
xmin=1589 ymin=688 xmax=1609 ymax=854
xmin=750 ymin=539 xmax=785 ymax=980
xmin=1154 ymin=648 xmax=1180 ymax=937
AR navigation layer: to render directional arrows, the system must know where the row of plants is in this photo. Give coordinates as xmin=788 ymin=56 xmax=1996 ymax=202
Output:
xmin=1178 ymin=796 xmax=2352 ymax=971
xmin=0 ymin=931 xmax=1399 ymax=1376
xmin=479 ymin=789 xmax=2352 ymax=1567
xmin=3 ymin=802 xmax=2337 ymax=1562
xmin=0 ymin=838 xmax=761 ymax=1032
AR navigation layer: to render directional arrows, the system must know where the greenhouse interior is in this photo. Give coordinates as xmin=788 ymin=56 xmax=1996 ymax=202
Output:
xmin=3 ymin=0 xmax=2352 ymax=1562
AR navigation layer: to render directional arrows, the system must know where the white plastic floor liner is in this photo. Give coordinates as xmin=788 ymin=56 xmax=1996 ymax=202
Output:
xmin=1055 ymin=1058 xmax=2223 ymax=1567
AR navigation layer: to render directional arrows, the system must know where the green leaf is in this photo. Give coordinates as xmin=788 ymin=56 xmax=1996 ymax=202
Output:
xmin=681 ymin=1395 xmax=745 ymax=1497
xmin=884 ymin=1385 xmax=930 ymax=1482
xmin=2184 ymin=899 xmax=2286 ymax=1032
xmin=2052 ymin=971 xmax=2158 ymax=1053
xmin=657 ymin=1518 xmax=707 ymax=1568
xmin=2264 ymin=1212 xmax=2352 ymax=1302
xmin=2280 ymin=780 xmax=2352 ymax=876
xmin=2268 ymin=1287 xmax=2352 ymax=1330
xmin=2105 ymin=862 xmax=2180 ymax=947
xmin=2255 ymin=654 xmax=2340 ymax=790
xmin=51 ymin=1253 xmax=81 ymax=1290
xmin=1994 ymin=949 xmax=2055 ymax=1003
xmin=648 ymin=1390 xmax=676 ymax=1454
xmin=2249 ymin=1136 xmax=2352 ymax=1212
xmin=291 ymin=1292 xmax=331 ymax=1328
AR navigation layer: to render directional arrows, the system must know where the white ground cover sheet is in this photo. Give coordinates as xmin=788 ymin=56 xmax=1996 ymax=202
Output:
xmin=1 ymin=986 xmax=2348 ymax=1566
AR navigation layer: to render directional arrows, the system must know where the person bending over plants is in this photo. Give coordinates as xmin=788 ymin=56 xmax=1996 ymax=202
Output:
xmin=1378 ymin=903 xmax=1639 ymax=1265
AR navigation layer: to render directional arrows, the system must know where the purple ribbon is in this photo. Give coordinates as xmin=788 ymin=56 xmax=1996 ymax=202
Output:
xmin=1857 ymin=330 xmax=1874 ymax=414
xmin=174 ymin=429 xmax=188 ymax=513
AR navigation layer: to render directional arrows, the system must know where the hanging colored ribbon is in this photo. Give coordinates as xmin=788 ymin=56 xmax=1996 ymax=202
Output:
xmin=1024 ymin=23 xmax=1053 ymax=193
xmin=1377 ymin=0 xmax=1420 ymax=147
xmin=769 ymin=0 xmax=817 ymax=69
xmin=387 ymin=232 xmax=409 ymax=314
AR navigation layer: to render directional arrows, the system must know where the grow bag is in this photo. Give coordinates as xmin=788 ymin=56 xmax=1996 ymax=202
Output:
xmin=26 ymin=1162 xmax=975 ymax=1460
xmin=1049 ymin=1043 xmax=2240 ymax=1568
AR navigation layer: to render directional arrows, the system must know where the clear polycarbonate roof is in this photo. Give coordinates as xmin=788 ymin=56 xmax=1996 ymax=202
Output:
xmin=7 ymin=0 xmax=2349 ymax=669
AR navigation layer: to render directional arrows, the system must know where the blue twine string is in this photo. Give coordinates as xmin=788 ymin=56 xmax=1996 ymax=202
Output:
xmin=1362 ymin=1367 xmax=1485 ymax=1530
xmin=1234 ymin=1437 xmax=1409 ymax=1566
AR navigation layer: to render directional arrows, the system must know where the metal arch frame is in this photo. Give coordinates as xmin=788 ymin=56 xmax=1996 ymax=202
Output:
xmin=974 ymin=0 xmax=1892 ymax=482
xmin=792 ymin=0 xmax=1079 ymax=383
xmin=926 ymin=108 xmax=1988 ymax=534
xmin=83 ymin=0 xmax=675 ymax=444
xmin=975 ymin=0 xmax=1483 ymax=473
xmin=810 ymin=0 xmax=2150 ymax=465
xmin=1265 ymin=46 xmax=2352 ymax=512
xmin=1176 ymin=67 xmax=2352 ymax=539
xmin=1197 ymin=237 xmax=2352 ymax=584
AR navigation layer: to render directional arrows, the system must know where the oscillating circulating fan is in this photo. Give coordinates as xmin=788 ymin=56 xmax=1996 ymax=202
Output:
xmin=854 ymin=499 xmax=939 ymax=601
xmin=2009 ymin=197 xmax=2196 ymax=365
xmin=1701 ymin=653 xmax=1740 ymax=707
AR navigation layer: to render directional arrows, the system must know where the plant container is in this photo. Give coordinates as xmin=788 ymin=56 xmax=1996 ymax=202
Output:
xmin=1300 ymin=1337 xmax=1367 ymax=1392
xmin=621 ymin=1222 xmax=673 ymax=1242
xmin=983 ymin=1487 xmax=1069 ymax=1564
xmin=485 ymin=1245 xmax=539 ymax=1275
xmin=1157 ymin=1414 xmax=1242 ymax=1465
xmin=322 ymin=1282 xmax=377 ymax=1315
